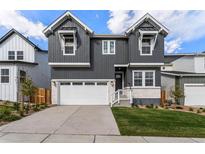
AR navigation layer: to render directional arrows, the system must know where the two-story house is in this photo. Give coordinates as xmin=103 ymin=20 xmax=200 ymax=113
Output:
xmin=0 ymin=29 xmax=50 ymax=102
xmin=43 ymin=11 xmax=169 ymax=106
xmin=161 ymin=53 xmax=205 ymax=106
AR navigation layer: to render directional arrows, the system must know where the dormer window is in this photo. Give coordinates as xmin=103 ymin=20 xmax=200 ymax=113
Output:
xmin=58 ymin=30 xmax=77 ymax=56
xmin=139 ymin=30 xmax=158 ymax=56
xmin=142 ymin=37 xmax=151 ymax=55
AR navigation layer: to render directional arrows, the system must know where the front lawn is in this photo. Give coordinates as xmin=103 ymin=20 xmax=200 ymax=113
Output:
xmin=112 ymin=107 xmax=205 ymax=137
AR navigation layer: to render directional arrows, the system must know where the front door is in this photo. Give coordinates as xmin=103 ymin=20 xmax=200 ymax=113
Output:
xmin=115 ymin=72 xmax=123 ymax=90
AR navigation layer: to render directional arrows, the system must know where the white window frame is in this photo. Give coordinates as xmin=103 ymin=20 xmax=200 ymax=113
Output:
xmin=132 ymin=70 xmax=155 ymax=88
xmin=8 ymin=51 xmax=15 ymax=60
xmin=17 ymin=51 xmax=24 ymax=60
xmin=139 ymin=30 xmax=158 ymax=56
xmin=0 ymin=68 xmax=10 ymax=84
xmin=102 ymin=40 xmax=116 ymax=55
xmin=58 ymin=30 xmax=77 ymax=56
xmin=141 ymin=37 xmax=152 ymax=56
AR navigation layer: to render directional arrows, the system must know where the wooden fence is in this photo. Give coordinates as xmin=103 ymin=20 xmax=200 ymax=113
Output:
xmin=160 ymin=90 xmax=166 ymax=106
xmin=31 ymin=88 xmax=51 ymax=104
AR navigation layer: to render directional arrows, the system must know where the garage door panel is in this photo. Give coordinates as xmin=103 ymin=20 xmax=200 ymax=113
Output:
xmin=60 ymin=83 xmax=109 ymax=105
xmin=184 ymin=84 xmax=205 ymax=106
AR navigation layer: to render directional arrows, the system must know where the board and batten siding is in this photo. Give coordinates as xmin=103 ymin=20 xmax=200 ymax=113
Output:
xmin=51 ymin=39 xmax=115 ymax=79
xmin=0 ymin=33 xmax=35 ymax=63
xmin=0 ymin=64 xmax=18 ymax=102
xmin=128 ymin=31 xmax=164 ymax=63
xmin=48 ymin=19 xmax=90 ymax=63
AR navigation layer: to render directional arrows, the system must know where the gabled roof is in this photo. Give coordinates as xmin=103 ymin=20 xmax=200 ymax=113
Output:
xmin=0 ymin=28 xmax=45 ymax=52
xmin=43 ymin=11 xmax=94 ymax=36
xmin=125 ymin=13 xmax=169 ymax=35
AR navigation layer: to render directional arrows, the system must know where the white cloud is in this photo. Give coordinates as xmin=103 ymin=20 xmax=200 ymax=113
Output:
xmin=0 ymin=10 xmax=46 ymax=40
xmin=107 ymin=10 xmax=205 ymax=53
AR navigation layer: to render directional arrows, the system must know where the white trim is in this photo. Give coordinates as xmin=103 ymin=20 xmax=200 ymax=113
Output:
xmin=52 ymin=79 xmax=114 ymax=82
xmin=102 ymin=40 xmax=116 ymax=55
xmin=43 ymin=11 xmax=93 ymax=34
xmin=114 ymin=64 xmax=129 ymax=67
xmin=132 ymin=70 xmax=156 ymax=88
xmin=48 ymin=62 xmax=90 ymax=67
xmin=126 ymin=13 xmax=169 ymax=34
xmin=58 ymin=30 xmax=77 ymax=56
xmin=124 ymin=86 xmax=161 ymax=89
xmin=161 ymin=72 xmax=205 ymax=77
xmin=184 ymin=83 xmax=205 ymax=87
xmin=129 ymin=63 xmax=164 ymax=66
xmin=115 ymin=71 xmax=124 ymax=89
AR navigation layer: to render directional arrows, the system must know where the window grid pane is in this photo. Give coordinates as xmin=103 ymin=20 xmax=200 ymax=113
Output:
xmin=103 ymin=41 xmax=108 ymax=53
xmin=142 ymin=38 xmax=151 ymax=54
xmin=134 ymin=72 xmax=142 ymax=86
xmin=17 ymin=51 xmax=23 ymax=60
xmin=110 ymin=41 xmax=115 ymax=53
xmin=8 ymin=51 xmax=15 ymax=60
xmin=1 ymin=69 xmax=9 ymax=83
xmin=145 ymin=72 xmax=154 ymax=86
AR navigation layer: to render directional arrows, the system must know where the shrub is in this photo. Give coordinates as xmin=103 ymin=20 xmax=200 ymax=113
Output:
xmin=0 ymin=107 xmax=12 ymax=116
xmin=175 ymin=106 xmax=183 ymax=110
xmin=203 ymin=109 xmax=205 ymax=112
xmin=1 ymin=114 xmax=21 ymax=121
xmin=197 ymin=109 xmax=201 ymax=114
xmin=146 ymin=104 xmax=154 ymax=109
xmin=131 ymin=102 xmax=139 ymax=108
xmin=189 ymin=107 xmax=194 ymax=112
xmin=13 ymin=102 xmax=20 ymax=111
xmin=33 ymin=104 xmax=40 ymax=112
xmin=155 ymin=106 xmax=158 ymax=109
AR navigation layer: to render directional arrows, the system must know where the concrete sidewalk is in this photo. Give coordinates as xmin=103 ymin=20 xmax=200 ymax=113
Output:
xmin=0 ymin=133 xmax=204 ymax=143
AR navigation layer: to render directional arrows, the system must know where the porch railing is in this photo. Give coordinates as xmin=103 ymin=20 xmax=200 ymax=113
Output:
xmin=110 ymin=88 xmax=132 ymax=107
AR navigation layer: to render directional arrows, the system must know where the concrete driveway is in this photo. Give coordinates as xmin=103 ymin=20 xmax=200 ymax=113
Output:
xmin=0 ymin=106 xmax=120 ymax=142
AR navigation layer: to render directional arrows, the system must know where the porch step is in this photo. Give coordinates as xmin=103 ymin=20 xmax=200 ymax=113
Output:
xmin=113 ymin=100 xmax=131 ymax=107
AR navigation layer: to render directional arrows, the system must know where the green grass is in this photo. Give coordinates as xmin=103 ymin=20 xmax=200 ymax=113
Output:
xmin=112 ymin=107 xmax=205 ymax=137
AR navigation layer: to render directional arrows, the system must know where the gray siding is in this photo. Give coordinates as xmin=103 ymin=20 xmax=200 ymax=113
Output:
xmin=48 ymin=19 xmax=90 ymax=63
xmin=51 ymin=39 xmax=115 ymax=79
xmin=126 ymin=67 xmax=161 ymax=87
xmin=128 ymin=32 xmax=164 ymax=63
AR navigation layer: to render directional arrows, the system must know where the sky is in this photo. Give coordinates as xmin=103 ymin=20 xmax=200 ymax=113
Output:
xmin=0 ymin=10 xmax=205 ymax=54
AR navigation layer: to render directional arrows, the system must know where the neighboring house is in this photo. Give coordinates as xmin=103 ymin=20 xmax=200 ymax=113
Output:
xmin=0 ymin=29 xmax=50 ymax=102
xmin=43 ymin=11 xmax=169 ymax=106
xmin=161 ymin=53 xmax=205 ymax=106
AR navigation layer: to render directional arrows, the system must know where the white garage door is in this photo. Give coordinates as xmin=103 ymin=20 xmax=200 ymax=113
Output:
xmin=60 ymin=81 xmax=109 ymax=105
xmin=184 ymin=84 xmax=205 ymax=106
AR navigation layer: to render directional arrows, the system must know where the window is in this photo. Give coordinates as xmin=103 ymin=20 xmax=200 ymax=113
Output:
xmin=8 ymin=51 xmax=15 ymax=60
xmin=61 ymin=82 xmax=71 ymax=85
xmin=102 ymin=40 xmax=115 ymax=54
xmin=139 ymin=31 xmax=158 ymax=56
xmin=58 ymin=30 xmax=77 ymax=56
xmin=17 ymin=51 xmax=24 ymax=60
xmin=20 ymin=70 xmax=26 ymax=83
xmin=97 ymin=82 xmax=107 ymax=86
xmin=64 ymin=34 xmax=75 ymax=55
xmin=133 ymin=70 xmax=155 ymax=87
xmin=142 ymin=37 xmax=151 ymax=55
xmin=145 ymin=72 xmax=154 ymax=86
xmin=133 ymin=72 xmax=142 ymax=86
xmin=85 ymin=82 xmax=95 ymax=85
xmin=0 ymin=69 xmax=9 ymax=83
xmin=72 ymin=82 xmax=83 ymax=86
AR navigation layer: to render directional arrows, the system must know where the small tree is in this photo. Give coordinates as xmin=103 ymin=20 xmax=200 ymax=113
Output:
xmin=21 ymin=77 xmax=37 ymax=114
xmin=171 ymin=86 xmax=185 ymax=105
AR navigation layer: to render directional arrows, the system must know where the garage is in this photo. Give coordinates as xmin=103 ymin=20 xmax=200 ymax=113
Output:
xmin=59 ymin=81 xmax=109 ymax=105
xmin=184 ymin=84 xmax=205 ymax=106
